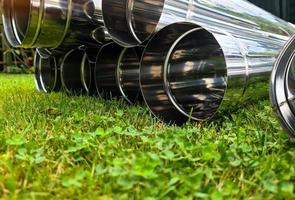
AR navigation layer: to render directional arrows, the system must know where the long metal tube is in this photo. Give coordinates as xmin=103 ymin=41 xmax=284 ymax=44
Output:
xmin=95 ymin=42 xmax=142 ymax=103
xmin=102 ymin=0 xmax=295 ymax=47
xmin=33 ymin=50 xmax=62 ymax=93
xmin=140 ymin=22 xmax=286 ymax=125
xmin=2 ymin=0 xmax=108 ymax=49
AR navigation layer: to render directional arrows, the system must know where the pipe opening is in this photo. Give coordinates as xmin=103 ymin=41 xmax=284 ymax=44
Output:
xmin=102 ymin=0 xmax=164 ymax=46
xmin=95 ymin=43 xmax=141 ymax=102
xmin=271 ymin=36 xmax=295 ymax=137
xmin=12 ymin=0 xmax=31 ymax=41
xmin=117 ymin=48 xmax=141 ymax=103
xmin=61 ymin=49 xmax=92 ymax=94
xmin=2 ymin=0 xmax=19 ymax=46
xmin=166 ymin=28 xmax=227 ymax=121
xmin=140 ymin=22 xmax=227 ymax=124
xmin=40 ymin=56 xmax=59 ymax=92
xmin=95 ymin=43 xmax=124 ymax=99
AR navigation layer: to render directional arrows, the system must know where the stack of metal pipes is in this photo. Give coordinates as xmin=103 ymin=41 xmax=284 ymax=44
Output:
xmin=2 ymin=0 xmax=295 ymax=136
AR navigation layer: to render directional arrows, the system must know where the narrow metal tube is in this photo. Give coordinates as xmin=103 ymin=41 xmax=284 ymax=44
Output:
xmin=140 ymin=22 xmax=281 ymax=125
xmin=102 ymin=0 xmax=295 ymax=47
xmin=60 ymin=49 xmax=96 ymax=95
xmin=95 ymin=42 xmax=141 ymax=103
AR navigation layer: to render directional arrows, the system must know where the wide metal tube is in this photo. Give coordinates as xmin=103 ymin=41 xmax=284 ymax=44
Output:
xmin=95 ymin=42 xmax=142 ymax=103
xmin=102 ymin=0 xmax=295 ymax=47
xmin=60 ymin=48 xmax=97 ymax=95
xmin=2 ymin=0 xmax=107 ymax=48
xmin=140 ymin=22 xmax=285 ymax=125
xmin=33 ymin=50 xmax=62 ymax=93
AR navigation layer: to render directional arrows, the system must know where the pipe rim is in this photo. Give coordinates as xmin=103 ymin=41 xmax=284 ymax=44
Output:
xmin=81 ymin=53 xmax=92 ymax=94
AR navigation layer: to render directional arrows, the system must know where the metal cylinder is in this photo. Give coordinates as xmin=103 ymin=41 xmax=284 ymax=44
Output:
xmin=271 ymin=34 xmax=295 ymax=137
xmin=60 ymin=48 xmax=97 ymax=95
xmin=140 ymin=22 xmax=287 ymax=125
xmin=95 ymin=42 xmax=141 ymax=103
xmin=102 ymin=0 xmax=295 ymax=47
xmin=34 ymin=50 xmax=62 ymax=93
xmin=2 ymin=0 xmax=107 ymax=49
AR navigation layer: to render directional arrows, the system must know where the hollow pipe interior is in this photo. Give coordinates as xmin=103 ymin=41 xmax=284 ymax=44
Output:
xmin=140 ymin=22 xmax=252 ymax=124
xmin=39 ymin=53 xmax=62 ymax=92
xmin=61 ymin=49 xmax=92 ymax=95
xmin=95 ymin=43 xmax=141 ymax=103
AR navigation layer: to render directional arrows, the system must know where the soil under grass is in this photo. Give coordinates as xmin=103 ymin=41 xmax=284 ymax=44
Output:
xmin=0 ymin=74 xmax=294 ymax=199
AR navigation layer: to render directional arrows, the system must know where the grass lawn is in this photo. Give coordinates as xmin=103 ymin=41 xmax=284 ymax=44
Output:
xmin=0 ymin=74 xmax=294 ymax=199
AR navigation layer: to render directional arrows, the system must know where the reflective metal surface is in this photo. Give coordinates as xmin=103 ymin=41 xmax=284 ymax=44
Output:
xmin=95 ymin=42 xmax=141 ymax=103
xmin=33 ymin=51 xmax=44 ymax=92
xmin=141 ymin=22 xmax=287 ymax=125
xmin=2 ymin=0 xmax=108 ymax=48
xmin=34 ymin=50 xmax=62 ymax=93
xmin=61 ymin=49 xmax=96 ymax=95
xmin=271 ymin=34 xmax=295 ymax=137
xmin=102 ymin=0 xmax=295 ymax=47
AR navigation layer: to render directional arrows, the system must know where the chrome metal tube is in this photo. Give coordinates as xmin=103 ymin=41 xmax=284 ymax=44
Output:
xmin=102 ymin=0 xmax=295 ymax=47
xmin=95 ymin=42 xmax=141 ymax=103
xmin=271 ymin=34 xmax=295 ymax=137
xmin=34 ymin=50 xmax=62 ymax=93
xmin=2 ymin=0 xmax=107 ymax=48
xmin=140 ymin=22 xmax=282 ymax=125
xmin=60 ymin=48 xmax=97 ymax=95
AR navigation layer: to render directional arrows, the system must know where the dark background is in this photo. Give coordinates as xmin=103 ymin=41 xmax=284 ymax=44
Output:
xmin=249 ymin=0 xmax=295 ymax=23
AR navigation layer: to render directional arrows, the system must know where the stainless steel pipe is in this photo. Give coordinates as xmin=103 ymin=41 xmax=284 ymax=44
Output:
xmin=34 ymin=50 xmax=62 ymax=93
xmin=271 ymin=34 xmax=295 ymax=137
xmin=2 ymin=0 xmax=107 ymax=49
xmin=60 ymin=48 xmax=97 ymax=95
xmin=95 ymin=42 xmax=142 ymax=103
xmin=140 ymin=22 xmax=287 ymax=125
xmin=102 ymin=0 xmax=295 ymax=47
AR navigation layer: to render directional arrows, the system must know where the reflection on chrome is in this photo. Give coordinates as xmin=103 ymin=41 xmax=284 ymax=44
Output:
xmin=95 ymin=43 xmax=142 ymax=103
xmin=140 ymin=22 xmax=288 ymax=125
xmin=34 ymin=50 xmax=62 ymax=93
xmin=60 ymin=48 xmax=97 ymax=95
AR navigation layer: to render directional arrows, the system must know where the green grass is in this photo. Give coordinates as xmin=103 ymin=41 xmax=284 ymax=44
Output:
xmin=0 ymin=74 xmax=294 ymax=199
